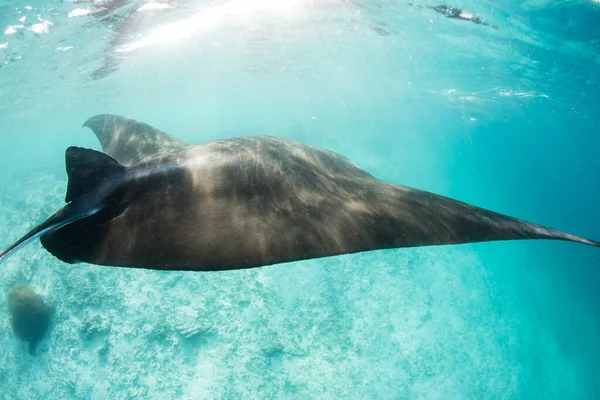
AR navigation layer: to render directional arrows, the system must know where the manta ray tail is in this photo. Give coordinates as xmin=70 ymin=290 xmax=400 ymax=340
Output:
xmin=0 ymin=147 xmax=126 ymax=264
xmin=0 ymin=206 xmax=77 ymax=264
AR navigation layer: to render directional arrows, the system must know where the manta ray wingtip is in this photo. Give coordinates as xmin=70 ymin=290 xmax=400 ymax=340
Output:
xmin=82 ymin=114 xmax=110 ymax=129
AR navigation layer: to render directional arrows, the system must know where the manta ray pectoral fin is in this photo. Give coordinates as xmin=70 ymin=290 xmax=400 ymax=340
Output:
xmin=421 ymin=191 xmax=600 ymax=248
xmin=372 ymin=186 xmax=600 ymax=251
xmin=83 ymin=114 xmax=186 ymax=165
xmin=0 ymin=147 xmax=127 ymax=264
xmin=482 ymin=215 xmax=600 ymax=248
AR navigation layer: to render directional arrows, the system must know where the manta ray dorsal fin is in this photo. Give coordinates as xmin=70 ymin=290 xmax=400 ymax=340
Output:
xmin=83 ymin=114 xmax=186 ymax=165
xmin=0 ymin=147 xmax=126 ymax=265
xmin=65 ymin=146 xmax=125 ymax=203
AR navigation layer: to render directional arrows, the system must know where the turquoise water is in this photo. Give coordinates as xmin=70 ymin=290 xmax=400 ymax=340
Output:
xmin=1 ymin=0 xmax=599 ymax=398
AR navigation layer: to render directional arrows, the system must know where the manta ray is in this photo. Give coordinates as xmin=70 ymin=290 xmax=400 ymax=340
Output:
xmin=0 ymin=114 xmax=597 ymax=271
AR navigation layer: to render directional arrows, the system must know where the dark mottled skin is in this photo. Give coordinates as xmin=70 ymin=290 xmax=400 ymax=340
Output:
xmin=38 ymin=115 xmax=599 ymax=271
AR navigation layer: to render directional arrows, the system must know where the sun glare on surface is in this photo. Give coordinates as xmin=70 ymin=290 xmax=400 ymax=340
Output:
xmin=116 ymin=0 xmax=304 ymax=53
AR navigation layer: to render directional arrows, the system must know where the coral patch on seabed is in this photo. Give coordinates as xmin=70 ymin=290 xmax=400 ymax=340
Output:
xmin=7 ymin=284 xmax=52 ymax=354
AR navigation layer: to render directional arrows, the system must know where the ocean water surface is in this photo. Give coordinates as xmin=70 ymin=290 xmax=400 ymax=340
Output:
xmin=0 ymin=0 xmax=599 ymax=398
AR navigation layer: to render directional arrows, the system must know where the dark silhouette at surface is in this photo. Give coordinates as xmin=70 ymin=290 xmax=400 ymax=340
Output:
xmin=409 ymin=3 xmax=498 ymax=29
